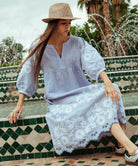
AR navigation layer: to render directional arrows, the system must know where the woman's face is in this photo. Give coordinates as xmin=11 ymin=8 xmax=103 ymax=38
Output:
xmin=55 ymin=19 xmax=71 ymax=37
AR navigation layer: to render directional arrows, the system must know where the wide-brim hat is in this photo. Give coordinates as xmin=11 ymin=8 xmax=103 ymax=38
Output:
xmin=42 ymin=3 xmax=79 ymax=23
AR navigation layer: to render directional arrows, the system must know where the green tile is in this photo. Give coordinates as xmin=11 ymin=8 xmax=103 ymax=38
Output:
xmin=41 ymin=152 xmax=47 ymax=158
xmin=10 ymin=123 xmax=17 ymax=127
xmin=34 ymin=125 xmax=42 ymax=133
xmin=118 ymin=164 xmax=126 ymax=166
xmin=58 ymin=160 xmax=66 ymax=163
xmin=101 ymin=137 xmax=109 ymax=146
xmin=0 ymin=129 xmax=4 ymax=136
xmin=12 ymin=142 xmax=20 ymax=149
xmin=91 ymin=158 xmax=99 ymax=161
xmin=97 ymin=162 xmax=105 ymax=165
xmin=30 ymin=118 xmax=37 ymax=125
xmin=0 ymin=148 xmax=7 ymax=155
xmin=16 ymin=120 xmax=24 ymax=126
xmin=4 ymin=121 xmax=10 ymax=127
xmin=0 ymin=121 xmax=3 ymax=127
xmin=105 ymin=156 xmax=112 ymax=158
xmin=8 ymin=147 xmax=15 ymax=154
xmin=3 ymin=143 xmax=10 ymax=150
xmin=6 ymin=128 xmax=14 ymax=135
xmin=21 ymin=130 xmax=28 ymax=135
xmin=111 ymin=160 xmax=119 ymax=162
xmin=26 ymin=145 xmax=34 ymax=152
xmin=26 ymin=163 xmax=34 ymax=165
xmin=130 ymin=135 xmax=137 ymax=143
xmin=2 ymin=133 xmax=9 ymax=141
xmin=128 ymin=117 xmax=136 ymax=125
xmin=25 ymin=126 xmax=33 ymax=134
xmin=34 ymin=152 xmax=41 ymax=158
xmin=11 ymin=132 xmax=18 ymax=140
xmin=37 ymin=117 xmax=43 ymax=124
xmin=24 ymin=119 xmax=30 ymax=125
xmin=1 ymin=156 xmax=8 ymax=162
xmin=47 ymin=152 xmax=54 ymax=157
xmin=17 ymin=145 xmax=25 ymax=153
xmin=62 ymin=164 xmax=70 ymax=166
xmin=5 ymin=155 xmax=14 ymax=161
xmin=15 ymin=155 xmax=20 ymax=160
xmin=45 ymin=143 xmax=53 ymax=151
xmin=28 ymin=153 xmax=34 ymax=159
xmin=21 ymin=154 xmax=27 ymax=159
xmin=77 ymin=161 xmax=85 ymax=163
xmin=44 ymin=125 xmax=50 ymax=133
xmin=15 ymin=127 xmax=23 ymax=135
xmin=36 ymin=144 xmax=43 ymax=152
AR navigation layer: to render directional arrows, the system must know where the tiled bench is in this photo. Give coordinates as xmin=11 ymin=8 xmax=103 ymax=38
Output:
xmin=0 ymin=106 xmax=137 ymax=162
xmin=0 ymin=70 xmax=137 ymax=104
xmin=0 ymin=55 xmax=137 ymax=162
xmin=0 ymin=55 xmax=137 ymax=82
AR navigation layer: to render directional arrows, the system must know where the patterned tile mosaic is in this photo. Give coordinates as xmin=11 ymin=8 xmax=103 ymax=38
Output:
xmin=104 ymin=55 xmax=138 ymax=72
xmin=0 ymin=55 xmax=137 ymax=82
xmin=0 ymin=152 xmax=128 ymax=166
xmin=0 ymin=71 xmax=137 ymax=104
xmin=0 ymin=107 xmax=137 ymax=162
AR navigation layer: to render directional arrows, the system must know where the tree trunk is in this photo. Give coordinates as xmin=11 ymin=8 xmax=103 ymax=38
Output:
xmin=102 ymin=0 xmax=114 ymax=56
xmin=116 ymin=4 xmax=126 ymax=56
xmin=87 ymin=0 xmax=109 ymax=56
xmin=116 ymin=4 xmax=123 ymax=56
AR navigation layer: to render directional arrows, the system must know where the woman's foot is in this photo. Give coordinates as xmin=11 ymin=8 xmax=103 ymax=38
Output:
xmin=125 ymin=149 xmax=138 ymax=165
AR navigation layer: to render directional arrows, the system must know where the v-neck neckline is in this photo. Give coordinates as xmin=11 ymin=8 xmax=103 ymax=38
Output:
xmin=47 ymin=35 xmax=71 ymax=60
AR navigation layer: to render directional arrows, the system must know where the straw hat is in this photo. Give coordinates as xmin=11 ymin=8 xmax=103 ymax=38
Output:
xmin=42 ymin=3 xmax=79 ymax=23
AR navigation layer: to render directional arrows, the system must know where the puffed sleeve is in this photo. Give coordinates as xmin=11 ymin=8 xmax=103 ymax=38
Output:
xmin=79 ymin=37 xmax=106 ymax=82
xmin=16 ymin=53 xmax=38 ymax=97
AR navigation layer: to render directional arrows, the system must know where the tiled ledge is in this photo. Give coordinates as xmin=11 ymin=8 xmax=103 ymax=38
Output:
xmin=0 ymin=106 xmax=137 ymax=162
xmin=0 ymin=70 xmax=137 ymax=104
xmin=0 ymin=55 xmax=137 ymax=82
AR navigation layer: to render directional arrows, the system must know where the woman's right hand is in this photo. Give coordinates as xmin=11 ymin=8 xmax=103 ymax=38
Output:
xmin=8 ymin=105 xmax=23 ymax=124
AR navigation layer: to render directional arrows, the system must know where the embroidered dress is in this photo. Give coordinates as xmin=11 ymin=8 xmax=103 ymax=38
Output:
xmin=17 ymin=35 xmax=126 ymax=155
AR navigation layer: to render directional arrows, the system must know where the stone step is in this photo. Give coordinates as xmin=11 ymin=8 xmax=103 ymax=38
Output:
xmin=0 ymin=106 xmax=137 ymax=162
xmin=0 ymin=70 xmax=137 ymax=104
xmin=0 ymin=55 xmax=137 ymax=82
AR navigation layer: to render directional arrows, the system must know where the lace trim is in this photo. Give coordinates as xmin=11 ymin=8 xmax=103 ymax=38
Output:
xmin=54 ymin=119 xmax=126 ymax=155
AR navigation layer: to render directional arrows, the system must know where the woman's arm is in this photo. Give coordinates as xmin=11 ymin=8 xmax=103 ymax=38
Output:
xmin=8 ymin=93 xmax=25 ymax=123
xmin=99 ymin=71 xmax=122 ymax=104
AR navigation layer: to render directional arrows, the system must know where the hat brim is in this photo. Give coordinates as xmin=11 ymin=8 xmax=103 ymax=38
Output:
xmin=42 ymin=17 xmax=80 ymax=23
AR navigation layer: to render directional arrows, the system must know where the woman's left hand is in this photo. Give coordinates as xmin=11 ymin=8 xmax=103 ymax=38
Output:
xmin=104 ymin=81 xmax=122 ymax=104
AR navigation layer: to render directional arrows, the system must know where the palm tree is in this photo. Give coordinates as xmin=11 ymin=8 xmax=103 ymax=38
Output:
xmin=112 ymin=0 xmax=123 ymax=56
xmin=102 ymin=0 xmax=115 ymax=56
xmin=78 ymin=0 xmax=114 ymax=56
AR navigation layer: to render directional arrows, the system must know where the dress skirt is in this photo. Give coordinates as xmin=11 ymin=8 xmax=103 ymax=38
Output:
xmin=45 ymin=83 xmax=126 ymax=155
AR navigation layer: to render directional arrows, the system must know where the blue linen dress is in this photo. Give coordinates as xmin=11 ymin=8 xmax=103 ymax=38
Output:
xmin=17 ymin=35 xmax=126 ymax=155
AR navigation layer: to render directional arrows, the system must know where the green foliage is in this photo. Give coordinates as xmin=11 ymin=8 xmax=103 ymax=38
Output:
xmin=76 ymin=0 xmax=138 ymax=56
xmin=70 ymin=23 xmax=104 ymax=56
xmin=0 ymin=37 xmax=27 ymax=67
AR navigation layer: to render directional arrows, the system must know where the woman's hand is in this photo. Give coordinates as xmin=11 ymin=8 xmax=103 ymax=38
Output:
xmin=8 ymin=105 xmax=23 ymax=124
xmin=104 ymin=80 xmax=122 ymax=104
xmin=99 ymin=71 xmax=122 ymax=104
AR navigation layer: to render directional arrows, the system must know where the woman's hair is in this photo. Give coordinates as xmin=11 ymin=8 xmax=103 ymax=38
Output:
xmin=18 ymin=20 xmax=58 ymax=87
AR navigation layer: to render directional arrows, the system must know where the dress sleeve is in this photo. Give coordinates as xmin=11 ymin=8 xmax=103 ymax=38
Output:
xmin=16 ymin=54 xmax=38 ymax=97
xmin=79 ymin=37 xmax=106 ymax=82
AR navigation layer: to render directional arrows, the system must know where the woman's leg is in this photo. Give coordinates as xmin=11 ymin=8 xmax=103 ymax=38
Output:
xmin=117 ymin=121 xmax=126 ymax=147
xmin=110 ymin=123 xmax=138 ymax=155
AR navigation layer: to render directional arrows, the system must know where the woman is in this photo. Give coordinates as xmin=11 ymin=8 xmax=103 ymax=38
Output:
xmin=8 ymin=3 xmax=138 ymax=165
